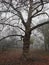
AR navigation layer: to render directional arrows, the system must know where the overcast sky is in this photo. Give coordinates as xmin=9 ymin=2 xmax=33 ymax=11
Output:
xmin=0 ymin=2 xmax=49 ymax=38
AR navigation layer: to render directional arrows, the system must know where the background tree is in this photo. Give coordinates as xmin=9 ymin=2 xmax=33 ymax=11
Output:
xmin=39 ymin=24 xmax=49 ymax=51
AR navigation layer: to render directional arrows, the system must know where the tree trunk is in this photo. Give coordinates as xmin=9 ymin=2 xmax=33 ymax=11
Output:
xmin=44 ymin=37 xmax=49 ymax=51
xmin=23 ymin=30 xmax=31 ymax=59
xmin=44 ymin=38 xmax=48 ymax=51
xmin=45 ymin=42 xmax=47 ymax=51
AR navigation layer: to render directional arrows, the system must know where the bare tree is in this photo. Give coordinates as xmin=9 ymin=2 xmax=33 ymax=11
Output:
xmin=39 ymin=24 xmax=49 ymax=51
xmin=0 ymin=0 xmax=49 ymax=59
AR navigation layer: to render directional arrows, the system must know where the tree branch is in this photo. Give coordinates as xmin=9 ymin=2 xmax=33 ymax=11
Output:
xmin=0 ymin=23 xmax=25 ymax=32
xmin=0 ymin=34 xmax=24 ymax=41
xmin=31 ymin=12 xmax=49 ymax=18
xmin=0 ymin=14 xmax=17 ymax=22
xmin=31 ymin=0 xmax=44 ymax=19
xmin=1 ymin=0 xmax=26 ymax=27
xmin=30 ymin=21 xmax=49 ymax=31
xmin=31 ymin=4 xmax=44 ymax=18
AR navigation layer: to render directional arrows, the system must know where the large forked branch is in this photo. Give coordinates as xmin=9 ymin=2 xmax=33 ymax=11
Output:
xmin=0 ymin=34 xmax=24 ymax=41
xmin=0 ymin=23 xmax=25 ymax=32
xmin=1 ymin=0 xmax=26 ymax=27
xmin=30 ymin=21 xmax=49 ymax=31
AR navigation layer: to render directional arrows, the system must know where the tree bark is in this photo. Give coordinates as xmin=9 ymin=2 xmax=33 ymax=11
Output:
xmin=23 ymin=29 xmax=31 ymax=59
xmin=45 ymin=41 xmax=47 ymax=51
xmin=44 ymin=36 xmax=48 ymax=51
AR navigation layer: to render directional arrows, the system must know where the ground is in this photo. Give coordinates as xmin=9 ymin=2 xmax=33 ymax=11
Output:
xmin=0 ymin=49 xmax=49 ymax=65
